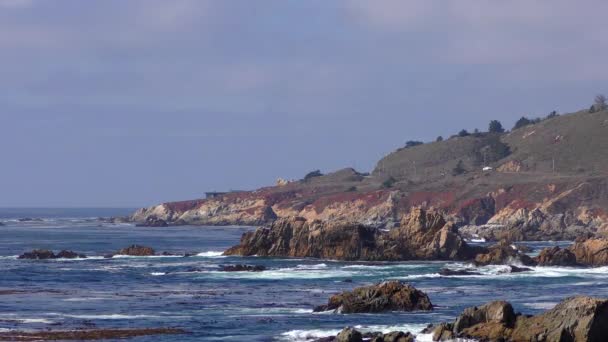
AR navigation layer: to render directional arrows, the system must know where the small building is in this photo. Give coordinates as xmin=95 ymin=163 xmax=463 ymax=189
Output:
xmin=482 ymin=166 xmax=493 ymax=172
xmin=205 ymin=192 xmax=227 ymax=199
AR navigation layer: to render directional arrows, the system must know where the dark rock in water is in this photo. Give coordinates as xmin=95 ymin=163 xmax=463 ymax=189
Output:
xmin=313 ymin=280 xmax=432 ymax=313
xmin=535 ymin=246 xmax=578 ymax=266
xmin=18 ymin=218 xmax=43 ymax=222
xmin=0 ymin=327 xmax=186 ymax=340
xmin=438 ymin=268 xmax=481 ymax=276
xmin=220 ymin=264 xmax=266 ymax=272
xmin=474 ymin=240 xmax=535 ymax=266
xmin=0 ymin=222 xmax=4 ymax=226
xmin=433 ymin=296 xmax=608 ymax=341
xmin=18 ymin=249 xmax=56 ymax=259
xmin=224 ymin=208 xmax=481 ymax=261
xmin=505 ymin=265 xmax=532 ymax=273
xmin=512 ymin=244 xmax=532 ymax=253
xmin=342 ymin=278 xmax=353 ymax=283
xmin=183 ymin=252 xmax=196 ymax=257
xmin=136 ymin=216 xmax=168 ymax=227
xmin=116 ymin=245 xmax=155 ymax=256
xmin=56 ymin=250 xmax=86 ymax=259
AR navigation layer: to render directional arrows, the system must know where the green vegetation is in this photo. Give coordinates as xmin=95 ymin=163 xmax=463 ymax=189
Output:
xmin=452 ymin=160 xmax=466 ymax=176
xmin=458 ymin=129 xmax=470 ymax=137
xmin=513 ymin=117 xmax=534 ymax=130
xmin=382 ymin=177 xmax=396 ymax=188
xmin=303 ymin=170 xmax=323 ymax=182
xmin=436 ymin=136 xmax=443 ymax=142
xmin=405 ymin=140 xmax=424 ymax=148
xmin=488 ymin=120 xmax=505 ymax=133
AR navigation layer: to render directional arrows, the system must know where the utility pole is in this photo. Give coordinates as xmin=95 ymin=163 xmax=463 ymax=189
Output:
xmin=413 ymin=160 xmax=417 ymax=178
xmin=552 ymin=157 xmax=555 ymax=174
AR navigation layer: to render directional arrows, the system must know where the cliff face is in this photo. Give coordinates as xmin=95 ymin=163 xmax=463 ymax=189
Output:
xmin=130 ymin=110 xmax=608 ymax=241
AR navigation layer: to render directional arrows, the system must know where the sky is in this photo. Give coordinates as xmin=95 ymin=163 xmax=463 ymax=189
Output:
xmin=1 ymin=0 xmax=607 ymax=207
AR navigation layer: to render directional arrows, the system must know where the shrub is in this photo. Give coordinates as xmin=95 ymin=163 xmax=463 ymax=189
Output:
xmin=458 ymin=129 xmax=470 ymax=137
xmin=346 ymin=186 xmax=357 ymax=192
xmin=436 ymin=136 xmax=444 ymax=142
xmin=546 ymin=111 xmax=559 ymax=119
xmin=382 ymin=177 xmax=396 ymax=189
xmin=513 ymin=117 xmax=533 ymax=130
xmin=452 ymin=160 xmax=466 ymax=176
xmin=405 ymin=140 xmax=424 ymax=148
xmin=303 ymin=170 xmax=323 ymax=181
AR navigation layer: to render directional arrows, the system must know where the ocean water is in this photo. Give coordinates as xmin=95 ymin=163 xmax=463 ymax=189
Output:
xmin=1 ymin=209 xmax=606 ymax=341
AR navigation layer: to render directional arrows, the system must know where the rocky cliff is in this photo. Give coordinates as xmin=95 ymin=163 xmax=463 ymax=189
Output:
xmin=223 ymin=208 xmax=481 ymax=261
xmin=130 ymin=110 xmax=608 ymax=241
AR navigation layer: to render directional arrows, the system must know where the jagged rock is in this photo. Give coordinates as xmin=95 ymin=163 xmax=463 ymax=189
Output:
xmin=336 ymin=327 xmax=362 ymax=342
xmin=379 ymin=331 xmax=414 ymax=342
xmin=18 ymin=249 xmax=56 ymax=259
xmin=18 ymin=218 xmax=43 ymax=222
xmin=224 ymin=208 xmax=480 ymax=261
xmin=136 ymin=216 xmax=168 ymax=227
xmin=116 ymin=245 xmax=155 ymax=256
xmin=535 ymin=246 xmax=578 ymax=266
xmin=433 ymin=296 xmax=608 ymax=341
xmin=56 ymin=250 xmax=86 ymax=259
xmin=569 ymin=237 xmax=608 ymax=266
xmin=313 ymin=281 xmax=432 ymax=313
xmin=220 ymin=264 xmax=266 ymax=272
xmin=438 ymin=268 xmax=481 ymax=276
xmin=474 ymin=240 xmax=535 ymax=266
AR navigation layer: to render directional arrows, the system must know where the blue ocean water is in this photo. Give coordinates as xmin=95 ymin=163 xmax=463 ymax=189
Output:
xmin=1 ymin=208 xmax=606 ymax=341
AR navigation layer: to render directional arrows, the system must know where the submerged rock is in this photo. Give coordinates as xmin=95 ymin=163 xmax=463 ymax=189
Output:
xmin=433 ymin=296 xmax=608 ymax=341
xmin=136 ymin=216 xmax=168 ymax=227
xmin=313 ymin=281 xmax=432 ymax=313
xmin=224 ymin=208 xmax=481 ymax=261
xmin=220 ymin=264 xmax=266 ymax=272
xmin=18 ymin=218 xmax=44 ymax=222
xmin=438 ymin=268 xmax=482 ymax=276
xmin=0 ymin=327 xmax=186 ymax=340
xmin=116 ymin=245 xmax=155 ymax=256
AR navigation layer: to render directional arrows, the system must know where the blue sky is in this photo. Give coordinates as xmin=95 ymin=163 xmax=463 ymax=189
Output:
xmin=1 ymin=0 xmax=607 ymax=207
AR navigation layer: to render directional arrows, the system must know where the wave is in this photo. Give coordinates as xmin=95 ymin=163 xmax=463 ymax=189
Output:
xmin=280 ymin=323 xmax=433 ymax=342
xmin=57 ymin=313 xmax=161 ymax=320
xmin=150 ymin=272 xmax=167 ymax=276
xmin=205 ymin=268 xmax=356 ymax=280
xmin=0 ymin=255 xmax=18 ymax=260
xmin=196 ymin=251 xmax=226 ymax=258
xmin=523 ymin=302 xmax=558 ymax=310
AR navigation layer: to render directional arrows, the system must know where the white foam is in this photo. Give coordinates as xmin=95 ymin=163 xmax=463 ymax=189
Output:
xmin=59 ymin=313 xmax=160 ymax=320
xmin=17 ymin=318 xmax=54 ymax=324
xmin=0 ymin=255 xmax=18 ymax=260
xmin=279 ymin=323 xmax=432 ymax=342
xmin=150 ymin=272 xmax=166 ymax=276
xmin=196 ymin=251 xmax=226 ymax=258
xmin=523 ymin=302 xmax=558 ymax=310
xmin=207 ymin=267 xmax=355 ymax=280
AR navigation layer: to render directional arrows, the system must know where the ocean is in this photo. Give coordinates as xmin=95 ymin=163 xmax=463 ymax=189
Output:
xmin=1 ymin=208 xmax=606 ymax=341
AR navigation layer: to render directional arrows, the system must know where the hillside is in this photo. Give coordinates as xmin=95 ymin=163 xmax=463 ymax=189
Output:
xmin=130 ymin=109 xmax=608 ymax=241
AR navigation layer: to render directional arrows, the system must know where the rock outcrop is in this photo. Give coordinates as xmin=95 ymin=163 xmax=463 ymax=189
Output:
xmin=116 ymin=245 xmax=155 ymax=256
xmin=224 ymin=209 xmax=481 ymax=261
xmin=433 ymin=296 xmax=608 ymax=341
xmin=535 ymin=246 xmax=578 ymax=266
xmin=18 ymin=249 xmax=86 ymax=260
xmin=313 ymin=281 xmax=432 ymax=313
xmin=535 ymin=238 xmax=608 ymax=267
xmin=473 ymin=241 xmax=535 ymax=266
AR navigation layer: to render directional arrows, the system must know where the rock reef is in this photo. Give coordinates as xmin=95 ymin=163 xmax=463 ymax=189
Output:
xmin=313 ymin=281 xmax=432 ymax=313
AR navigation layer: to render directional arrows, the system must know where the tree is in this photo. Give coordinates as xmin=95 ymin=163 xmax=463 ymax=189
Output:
xmin=436 ymin=136 xmax=444 ymax=142
xmin=546 ymin=111 xmax=558 ymax=119
xmin=594 ymin=94 xmax=607 ymax=112
xmin=513 ymin=116 xmax=533 ymax=130
xmin=488 ymin=120 xmax=505 ymax=133
xmin=382 ymin=176 xmax=396 ymax=189
xmin=458 ymin=129 xmax=470 ymax=137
